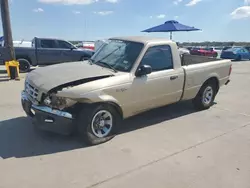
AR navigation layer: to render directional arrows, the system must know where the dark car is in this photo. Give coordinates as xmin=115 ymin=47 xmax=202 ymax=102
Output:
xmin=221 ymin=47 xmax=250 ymax=61
xmin=244 ymin=46 xmax=250 ymax=52
xmin=0 ymin=37 xmax=94 ymax=72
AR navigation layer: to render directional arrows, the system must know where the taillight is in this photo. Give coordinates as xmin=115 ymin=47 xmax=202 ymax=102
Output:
xmin=229 ymin=65 xmax=232 ymax=75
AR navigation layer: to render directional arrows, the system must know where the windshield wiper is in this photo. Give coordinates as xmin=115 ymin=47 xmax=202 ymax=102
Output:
xmin=92 ymin=46 xmax=122 ymax=72
xmin=94 ymin=46 xmax=121 ymax=64
xmin=96 ymin=61 xmax=117 ymax=73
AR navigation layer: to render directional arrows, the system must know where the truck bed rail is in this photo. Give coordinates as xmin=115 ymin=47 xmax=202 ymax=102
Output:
xmin=181 ymin=54 xmax=221 ymax=66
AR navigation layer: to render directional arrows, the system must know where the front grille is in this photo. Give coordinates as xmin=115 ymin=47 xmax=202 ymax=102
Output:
xmin=25 ymin=80 xmax=40 ymax=104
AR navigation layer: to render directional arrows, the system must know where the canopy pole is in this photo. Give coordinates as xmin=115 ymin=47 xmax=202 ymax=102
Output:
xmin=170 ymin=32 xmax=172 ymax=40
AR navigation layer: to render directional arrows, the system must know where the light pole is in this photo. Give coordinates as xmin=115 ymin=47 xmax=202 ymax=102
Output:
xmin=0 ymin=0 xmax=15 ymax=60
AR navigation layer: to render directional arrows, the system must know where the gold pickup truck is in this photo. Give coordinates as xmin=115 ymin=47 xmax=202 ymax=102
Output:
xmin=21 ymin=36 xmax=232 ymax=145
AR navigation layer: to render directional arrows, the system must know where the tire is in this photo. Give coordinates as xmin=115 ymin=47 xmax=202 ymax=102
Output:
xmin=236 ymin=55 xmax=241 ymax=61
xmin=192 ymin=82 xmax=216 ymax=110
xmin=80 ymin=56 xmax=89 ymax=61
xmin=77 ymin=104 xmax=121 ymax=145
xmin=17 ymin=58 xmax=31 ymax=73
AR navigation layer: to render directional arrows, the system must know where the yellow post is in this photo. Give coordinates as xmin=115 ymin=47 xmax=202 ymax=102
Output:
xmin=5 ymin=60 xmax=20 ymax=80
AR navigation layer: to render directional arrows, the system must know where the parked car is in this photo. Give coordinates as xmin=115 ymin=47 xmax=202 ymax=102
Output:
xmin=244 ymin=46 xmax=250 ymax=52
xmin=76 ymin=41 xmax=95 ymax=51
xmin=1 ymin=40 xmax=32 ymax=47
xmin=0 ymin=37 xmax=94 ymax=72
xmin=222 ymin=46 xmax=231 ymax=51
xmin=190 ymin=47 xmax=218 ymax=57
xmin=21 ymin=36 xmax=232 ymax=145
xmin=211 ymin=47 xmax=223 ymax=54
xmin=178 ymin=47 xmax=190 ymax=55
xmin=220 ymin=47 xmax=250 ymax=61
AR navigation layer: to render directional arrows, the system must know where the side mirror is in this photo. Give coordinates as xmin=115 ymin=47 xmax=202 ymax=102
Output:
xmin=136 ymin=65 xmax=152 ymax=77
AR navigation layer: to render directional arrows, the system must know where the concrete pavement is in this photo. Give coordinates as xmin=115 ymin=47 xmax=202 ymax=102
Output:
xmin=0 ymin=61 xmax=250 ymax=188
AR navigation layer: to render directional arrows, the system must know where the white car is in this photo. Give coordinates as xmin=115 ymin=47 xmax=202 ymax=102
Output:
xmin=178 ymin=47 xmax=190 ymax=55
xmin=211 ymin=47 xmax=223 ymax=54
xmin=1 ymin=40 xmax=32 ymax=47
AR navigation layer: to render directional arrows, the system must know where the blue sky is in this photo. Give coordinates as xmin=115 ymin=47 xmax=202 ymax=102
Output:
xmin=1 ymin=0 xmax=250 ymax=42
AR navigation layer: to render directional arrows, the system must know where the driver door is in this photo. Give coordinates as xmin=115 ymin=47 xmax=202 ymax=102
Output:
xmin=36 ymin=39 xmax=62 ymax=65
xmin=56 ymin=40 xmax=80 ymax=62
xmin=128 ymin=45 xmax=184 ymax=114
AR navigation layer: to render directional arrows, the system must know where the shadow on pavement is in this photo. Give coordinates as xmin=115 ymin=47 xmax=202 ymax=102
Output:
xmin=0 ymin=117 xmax=84 ymax=159
xmin=0 ymin=101 xmax=197 ymax=159
xmin=120 ymin=101 xmax=196 ymax=134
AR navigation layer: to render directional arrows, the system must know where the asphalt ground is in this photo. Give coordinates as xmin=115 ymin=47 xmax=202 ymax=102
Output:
xmin=0 ymin=61 xmax=250 ymax=188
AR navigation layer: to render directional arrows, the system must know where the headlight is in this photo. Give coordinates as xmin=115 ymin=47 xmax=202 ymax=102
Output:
xmin=44 ymin=94 xmax=77 ymax=110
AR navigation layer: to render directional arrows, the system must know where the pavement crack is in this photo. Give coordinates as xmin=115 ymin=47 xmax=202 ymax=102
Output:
xmin=86 ymin=122 xmax=250 ymax=188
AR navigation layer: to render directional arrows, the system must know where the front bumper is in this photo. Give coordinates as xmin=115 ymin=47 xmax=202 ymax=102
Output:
xmin=21 ymin=91 xmax=74 ymax=135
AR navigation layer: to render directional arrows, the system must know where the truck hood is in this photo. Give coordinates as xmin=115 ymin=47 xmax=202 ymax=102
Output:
xmin=26 ymin=61 xmax=114 ymax=92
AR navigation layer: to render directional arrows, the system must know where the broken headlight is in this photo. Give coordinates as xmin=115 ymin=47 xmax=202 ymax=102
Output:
xmin=44 ymin=94 xmax=77 ymax=110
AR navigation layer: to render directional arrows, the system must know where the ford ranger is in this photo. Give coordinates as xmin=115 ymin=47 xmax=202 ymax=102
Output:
xmin=21 ymin=36 xmax=232 ymax=145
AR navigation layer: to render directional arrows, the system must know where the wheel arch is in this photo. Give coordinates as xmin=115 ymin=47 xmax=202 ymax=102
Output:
xmin=203 ymin=76 xmax=220 ymax=94
xmin=16 ymin=56 xmax=32 ymax=65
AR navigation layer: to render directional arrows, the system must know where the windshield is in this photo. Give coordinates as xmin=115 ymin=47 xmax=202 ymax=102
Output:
xmin=215 ymin=47 xmax=222 ymax=50
xmin=203 ymin=48 xmax=213 ymax=51
xmin=231 ymin=47 xmax=241 ymax=52
xmin=91 ymin=39 xmax=144 ymax=72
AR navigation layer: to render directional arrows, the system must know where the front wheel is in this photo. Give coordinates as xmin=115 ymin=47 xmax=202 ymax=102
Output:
xmin=192 ymin=82 xmax=216 ymax=110
xmin=77 ymin=104 xmax=121 ymax=145
xmin=80 ymin=56 xmax=90 ymax=61
xmin=236 ymin=55 xmax=241 ymax=61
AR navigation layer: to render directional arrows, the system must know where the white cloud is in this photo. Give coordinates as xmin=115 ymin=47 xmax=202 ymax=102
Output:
xmin=156 ymin=14 xmax=166 ymax=19
xmin=105 ymin=0 xmax=118 ymax=3
xmin=39 ymin=0 xmax=96 ymax=5
xmin=173 ymin=0 xmax=183 ymax=5
xmin=38 ymin=0 xmax=117 ymax=5
xmin=94 ymin=11 xmax=114 ymax=15
xmin=73 ymin=10 xmax=81 ymax=14
xmin=231 ymin=6 xmax=250 ymax=19
xmin=174 ymin=15 xmax=179 ymax=19
xmin=33 ymin=8 xmax=44 ymax=12
xmin=186 ymin=0 xmax=202 ymax=6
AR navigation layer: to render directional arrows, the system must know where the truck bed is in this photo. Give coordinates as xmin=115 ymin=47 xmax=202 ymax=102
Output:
xmin=181 ymin=54 xmax=222 ymax=66
xmin=181 ymin=56 xmax=232 ymax=101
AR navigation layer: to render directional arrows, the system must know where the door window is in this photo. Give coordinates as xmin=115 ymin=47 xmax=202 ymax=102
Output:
xmin=57 ymin=40 xmax=74 ymax=49
xmin=140 ymin=45 xmax=173 ymax=72
xmin=40 ymin=39 xmax=57 ymax=48
xmin=242 ymin=48 xmax=249 ymax=53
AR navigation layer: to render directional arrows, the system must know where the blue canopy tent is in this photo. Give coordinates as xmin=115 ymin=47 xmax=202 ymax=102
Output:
xmin=142 ymin=20 xmax=200 ymax=40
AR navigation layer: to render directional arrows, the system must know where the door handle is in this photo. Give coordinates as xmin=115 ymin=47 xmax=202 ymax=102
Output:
xmin=170 ymin=75 xmax=178 ymax=80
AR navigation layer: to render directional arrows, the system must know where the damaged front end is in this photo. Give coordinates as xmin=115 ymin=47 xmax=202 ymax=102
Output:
xmin=21 ymin=75 xmax=111 ymax=135
xmin=42 ymin=75 xmax=111 ymax=110
xmin=21 ymin=90 xmax=75 ymax=135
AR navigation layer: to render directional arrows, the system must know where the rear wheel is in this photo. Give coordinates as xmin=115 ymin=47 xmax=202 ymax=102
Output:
xmin=17 ymin=58 xmax=31 ymax=73
xmin=77 ymin=104 xmax=121 ymax=145
xmin=192 ymin=82 xmax=216 ymax=110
